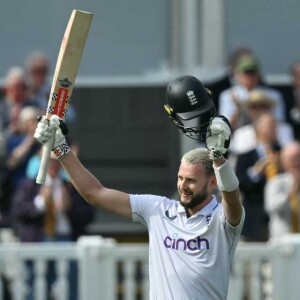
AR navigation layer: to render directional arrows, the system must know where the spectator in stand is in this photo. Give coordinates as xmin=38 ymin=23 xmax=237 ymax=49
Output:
xmin=0 ymin=66 xmax=38 ymax=136
xmin=1 ymin=105 xmax=40 ymax=229
xmin=6 ymin=106 xmax=41 ymax=190
xmin=219 ymin=55 xmax=286 ymax=131
xmin=0 ymin=69 xmax=23 ymax=226
xmin=0 ymin=121 xmax=10 ymax=227
xmin=0 ymin=122 xmax=6 ymax=164
xmin=25 ymin=146 xmax=94 ymax=241
xmin=265 ymin=142 xmax=300 ymax=240
xmin=24 ymin=51 xmax=77 ymax=124
xmin=12 ymin=153 xmax=74 ymax=242
xmin=205 ymin=47 xmax=256 ymax=111
xmin=235 ymin=113 xmax=282 ymax=241
xmin=230 ymin=89 xmax=294 ymax=155
xmin=12 ymin=154 xmax=73 ymax=300
xmin=280 ymin=61 xmax=300 ymax=140
xmin=13 ymin=149 xmax=93 ymax=300
xmin=25 ymin=51 xmax=51 ymax=109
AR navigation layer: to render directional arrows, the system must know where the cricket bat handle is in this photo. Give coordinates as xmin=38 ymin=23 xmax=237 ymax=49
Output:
xmin=36 ymin=133 xmax=55 ymax=184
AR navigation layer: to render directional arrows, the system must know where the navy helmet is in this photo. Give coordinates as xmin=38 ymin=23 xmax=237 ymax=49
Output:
xmin=164 ymin=75 xmax=216 ymax=141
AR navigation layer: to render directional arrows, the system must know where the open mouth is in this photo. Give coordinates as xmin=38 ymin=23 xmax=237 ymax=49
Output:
xmin=181 ymin=192 xmax=192 ymax=199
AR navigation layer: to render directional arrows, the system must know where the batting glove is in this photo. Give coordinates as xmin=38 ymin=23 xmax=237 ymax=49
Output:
xmin=34 ymin=116 xmax=53 ymax=144
xmin=34 ymin=115 xmax=70 ymax=160
xmin=206 ymin=115 xmax=231 ymax=160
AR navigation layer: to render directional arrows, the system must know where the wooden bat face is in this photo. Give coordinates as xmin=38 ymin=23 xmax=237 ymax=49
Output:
xmin=36 ymin=10 xmax=93 ymax=185
xmin=45 ymin=10 xmax=93 ymax=121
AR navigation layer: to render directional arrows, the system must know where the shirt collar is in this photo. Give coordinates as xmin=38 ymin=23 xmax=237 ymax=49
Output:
xmin=177 ymin=196 xmax=219 ymax=216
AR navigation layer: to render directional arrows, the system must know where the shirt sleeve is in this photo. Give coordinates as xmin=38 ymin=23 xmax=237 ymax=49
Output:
xmin=223 ymin=207 xmax=245 ymax=255
xmin=224 ymin=206 xmax=245 ymax=233
xmin=129 ymin=194 xmax=166 ymax=227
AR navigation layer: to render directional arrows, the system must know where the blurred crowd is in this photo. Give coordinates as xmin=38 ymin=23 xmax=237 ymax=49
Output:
xmin=0 ymin=51 xmax=94 ymax=243
xmin=2 ymin=47 xmax=300 ymax=245
xmin=0 ymin=51 xmax=94 ymax=299
xmin=206 ymin=46 xmax=300 ymax=242
xmin=1 ymin=46 xmax=300 ymax=298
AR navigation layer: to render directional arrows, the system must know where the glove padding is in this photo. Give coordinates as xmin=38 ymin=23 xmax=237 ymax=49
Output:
xmin=34 ymin=115 xmax=68 ymax=153
xmin=206 ymin=115 xmax=231 ymax=160
xmin=34 ymin=116 xmax=53 ymax=144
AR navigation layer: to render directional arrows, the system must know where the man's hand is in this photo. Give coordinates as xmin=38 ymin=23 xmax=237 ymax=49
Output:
xmin=34 ymin=115 xmax=70 ymax=160
xmin=34 ymin=116 xmax=53 ymax=145
xmin=206 ymin=115 xmax=232 ymax=160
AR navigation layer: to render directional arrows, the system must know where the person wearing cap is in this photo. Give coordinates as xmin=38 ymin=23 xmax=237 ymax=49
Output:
xmin=218 ymin=55 xmax=286 ymax=131
xmin=205 ymin=47 xmax=258 ymax=112
xmin=230 ymin=89 xmax=294 ymax=155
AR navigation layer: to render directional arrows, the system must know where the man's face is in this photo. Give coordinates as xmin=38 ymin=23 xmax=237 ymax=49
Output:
xmin=177 ymin=163 xmax=213 ymax=209
xmin=236 ymin=71 xmax=260 ymax=90
xmin=29 ymin=59 xmax=48 ymax=87
xmin=247 ymin=102 xmax=272 ymax=121
xmin=6 ymin=78 xmax=28 ymax=103
xmin=282 ymin=146 xmax=300 ymax=173
xmin=255 ymin=114 xmax=277 ymax=143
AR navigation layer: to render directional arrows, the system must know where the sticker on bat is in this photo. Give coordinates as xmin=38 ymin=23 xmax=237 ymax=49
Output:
xmin=53 ymin=88 xmax=69 ymax=117
xmin=59 ymin=78 xmax=72 ymax=88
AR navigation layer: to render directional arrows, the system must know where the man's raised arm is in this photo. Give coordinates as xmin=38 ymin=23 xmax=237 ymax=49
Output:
xmin=34 ymin=115 xmax=132 ymax=219
xmin=206 ymin=116 xmax=243 ymax=226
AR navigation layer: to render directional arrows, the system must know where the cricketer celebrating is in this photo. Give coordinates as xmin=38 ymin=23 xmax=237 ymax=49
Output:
xmin=34 ymin=75 xmax=244 ymax=300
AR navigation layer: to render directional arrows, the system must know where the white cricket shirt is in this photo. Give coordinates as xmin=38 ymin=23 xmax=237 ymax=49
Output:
xmin=130 ymin=194 xmax=245 ymax=300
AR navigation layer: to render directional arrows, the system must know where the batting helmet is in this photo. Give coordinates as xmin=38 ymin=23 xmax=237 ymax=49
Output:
xmin=164 ymin=75 xmax=216 ymax=141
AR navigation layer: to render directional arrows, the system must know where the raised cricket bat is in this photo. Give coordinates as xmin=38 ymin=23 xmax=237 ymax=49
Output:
xmin=36 ymin=9 xmax=93 ymax=184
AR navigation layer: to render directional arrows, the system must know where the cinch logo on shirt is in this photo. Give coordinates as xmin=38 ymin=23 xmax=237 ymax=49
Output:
xmin=164 ymin=235 xmax=210 ymax=251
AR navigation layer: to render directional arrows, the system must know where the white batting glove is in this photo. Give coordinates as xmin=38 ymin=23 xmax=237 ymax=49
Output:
xmin=34 ymin=115 xmax=70 ymax=159
xmin=49 ymin=115 xmax=67 ymax=149
xmin=206 ymin=116 xmax=231 ymax=160
xmin=34 ymin=116 xmax=54 ymax=144
xmin=50 ymin=115 xmax=70 ymax=159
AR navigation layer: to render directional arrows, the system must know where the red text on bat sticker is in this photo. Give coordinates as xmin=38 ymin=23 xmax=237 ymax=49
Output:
xmin=54 ymin=87 xmax=68 ymax=118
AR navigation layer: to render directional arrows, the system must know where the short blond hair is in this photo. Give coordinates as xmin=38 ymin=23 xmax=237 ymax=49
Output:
xmin=181 ymin=148 xmax=214 ymax=177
